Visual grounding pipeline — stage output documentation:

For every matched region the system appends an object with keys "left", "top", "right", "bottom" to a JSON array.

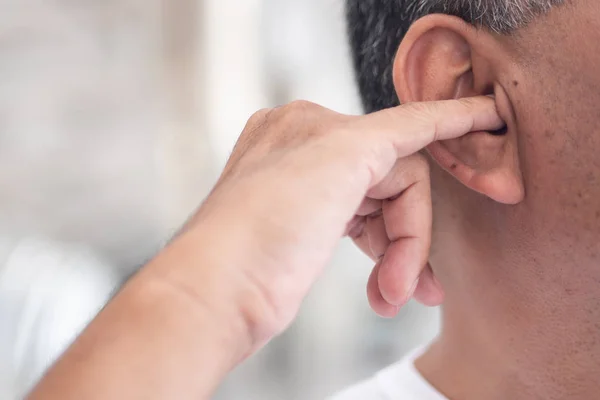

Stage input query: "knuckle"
[
  {"left": 279, "top": 100, "right": 324, "bottom": 121},
  {"left": 270, "top": 101, "right": 313, "bottom": 129},
  {"left": 401, "top": 101, "right": 433, "bottom": 117},
  {"left": 247, "top": 108, "right": 273, "bottom": 128},
  {"left": 401, "top": 101, "right": 441, "bottom": 141},
  {"left": 456, "top": 96, "right": 477, "bottom": 109},
  {"left": 287, "top": 99, "right": 319, "bottom": 112},
  {"left": 275, "top": 100, "right": 335, "bottom": 138}
]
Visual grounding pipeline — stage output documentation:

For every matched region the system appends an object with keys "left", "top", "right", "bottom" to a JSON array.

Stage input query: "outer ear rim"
[{"left": 392, "top": 14, "right": 476, "bottom": 104}]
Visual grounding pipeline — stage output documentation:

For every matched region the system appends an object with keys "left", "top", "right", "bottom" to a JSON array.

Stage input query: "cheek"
[
  {"left": 504, "top": 4, "right": 600, "bottom": 265},
  {"left": 509, "top": 91, "right": 600, "bottom": 262}
]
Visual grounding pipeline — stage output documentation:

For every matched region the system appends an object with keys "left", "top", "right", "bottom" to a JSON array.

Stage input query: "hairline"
[{"left": 346, "top": 0, "right": 566, "bottom": 113}]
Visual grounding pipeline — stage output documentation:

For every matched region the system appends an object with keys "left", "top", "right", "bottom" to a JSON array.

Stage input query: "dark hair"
[{"left": 346, "top": 0, "right": 565, "bottom": 113}]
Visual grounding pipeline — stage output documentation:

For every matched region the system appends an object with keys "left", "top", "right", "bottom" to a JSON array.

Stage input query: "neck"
[{"left": 416, "top": 283, "right": 600, "bottom": 400}]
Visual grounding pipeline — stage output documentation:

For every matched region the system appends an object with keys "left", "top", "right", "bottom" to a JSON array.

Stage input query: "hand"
[
  {"left": 182, "top": 98, "right": 501, "bottom": 350},
  {"left": 27, "top": 98, "right": 501, "bottom": 400}
]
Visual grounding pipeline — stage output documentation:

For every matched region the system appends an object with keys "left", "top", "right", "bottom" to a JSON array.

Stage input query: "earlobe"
[
  {"left": 427, "top": 133, "right": 525, "bottom": 205},
  {"left": 392, "top": 14, "right": 525, "bottom": 205}
]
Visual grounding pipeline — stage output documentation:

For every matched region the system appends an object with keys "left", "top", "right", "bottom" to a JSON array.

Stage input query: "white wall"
[{"left": 0, "top": 1, "right": 440, "bottom": 398}]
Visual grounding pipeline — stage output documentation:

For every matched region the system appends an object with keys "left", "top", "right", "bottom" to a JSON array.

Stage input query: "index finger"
[
  {"left": 360, "top": 96, "right": 502, "bottom": 154},
  {"left": 345, "top": 96, "right": 503, "bottom": 187}
]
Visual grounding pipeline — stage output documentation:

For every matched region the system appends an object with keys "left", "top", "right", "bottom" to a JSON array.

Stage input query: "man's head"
[
  {"left": 347, "top": 0, "right": 565, "bottom": 114},
  {"left": 347, "top": 0, "right": 600, "bottom": 384}
]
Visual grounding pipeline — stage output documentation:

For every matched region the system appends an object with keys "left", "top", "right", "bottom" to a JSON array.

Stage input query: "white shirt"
[{"left": 328, "top": 348, "right": 447, "bottom": 400}]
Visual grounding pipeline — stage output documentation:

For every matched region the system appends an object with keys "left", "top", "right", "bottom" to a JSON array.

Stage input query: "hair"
[{"left": 346, "top": 0, "right": 566, "bottom": 113}]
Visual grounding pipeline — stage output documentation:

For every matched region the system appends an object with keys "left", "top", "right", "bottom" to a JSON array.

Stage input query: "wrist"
[{"left": 141, "top": 224, "right": 277, "bottom": 363}]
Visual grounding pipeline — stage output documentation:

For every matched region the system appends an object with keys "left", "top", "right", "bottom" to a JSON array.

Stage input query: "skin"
[
  {"left": 374, "top": 1, "right": 600, "bottom": 399},
  {"left": 27, "top": 97, "right": 501, "bottom": 399},
  {"left": 25, "top": 2, "right": 600, "bottom": 397}
]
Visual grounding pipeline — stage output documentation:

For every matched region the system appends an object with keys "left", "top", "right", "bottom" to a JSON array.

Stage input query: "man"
[
  {"left": 332, "top": 0, "right": 600, "bottom": 399},
  {"left": 25, "top": 2, "right": 600, "bottom": 400}
]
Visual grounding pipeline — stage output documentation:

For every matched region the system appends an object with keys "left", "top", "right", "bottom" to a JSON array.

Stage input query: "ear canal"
[{"left": 490, "top": 125, "right": 508, "bottom": 136}]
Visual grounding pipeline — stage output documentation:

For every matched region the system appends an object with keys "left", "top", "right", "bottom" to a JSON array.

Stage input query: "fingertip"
[
  {"left": 367, "top": 262, "right": 401, "bottom": 318},
  {"left": 461, "top": 96, "right": 504, "bottom": 133},
  {"left": 377, "top": 239, "right": 424, "bottom": 306}
]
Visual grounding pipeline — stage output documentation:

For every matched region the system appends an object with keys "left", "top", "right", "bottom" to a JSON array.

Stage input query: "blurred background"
[{"left": 0, "top": 0, "right": 440, "bottom": 398}]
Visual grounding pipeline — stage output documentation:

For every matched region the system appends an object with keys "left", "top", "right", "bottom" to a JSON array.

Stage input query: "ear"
[{"left": 393, "top": 14, "right": 525, "bottom": 205}]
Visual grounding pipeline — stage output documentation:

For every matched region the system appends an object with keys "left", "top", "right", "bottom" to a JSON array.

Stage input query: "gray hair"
[
  {"left": 346, "top": 0, "right": 566, "bottom": 113},
  {"left": 416, "top": 0, "right": 565, "bottom": 33}
]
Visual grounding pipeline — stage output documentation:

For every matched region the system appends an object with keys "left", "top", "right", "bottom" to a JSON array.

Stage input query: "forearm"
[
  {"left": 28, "top": 228, "right": 255, "bottom": 400},
  {"left": 26, "top": 96, "right": 498, "bottom": 399}
]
